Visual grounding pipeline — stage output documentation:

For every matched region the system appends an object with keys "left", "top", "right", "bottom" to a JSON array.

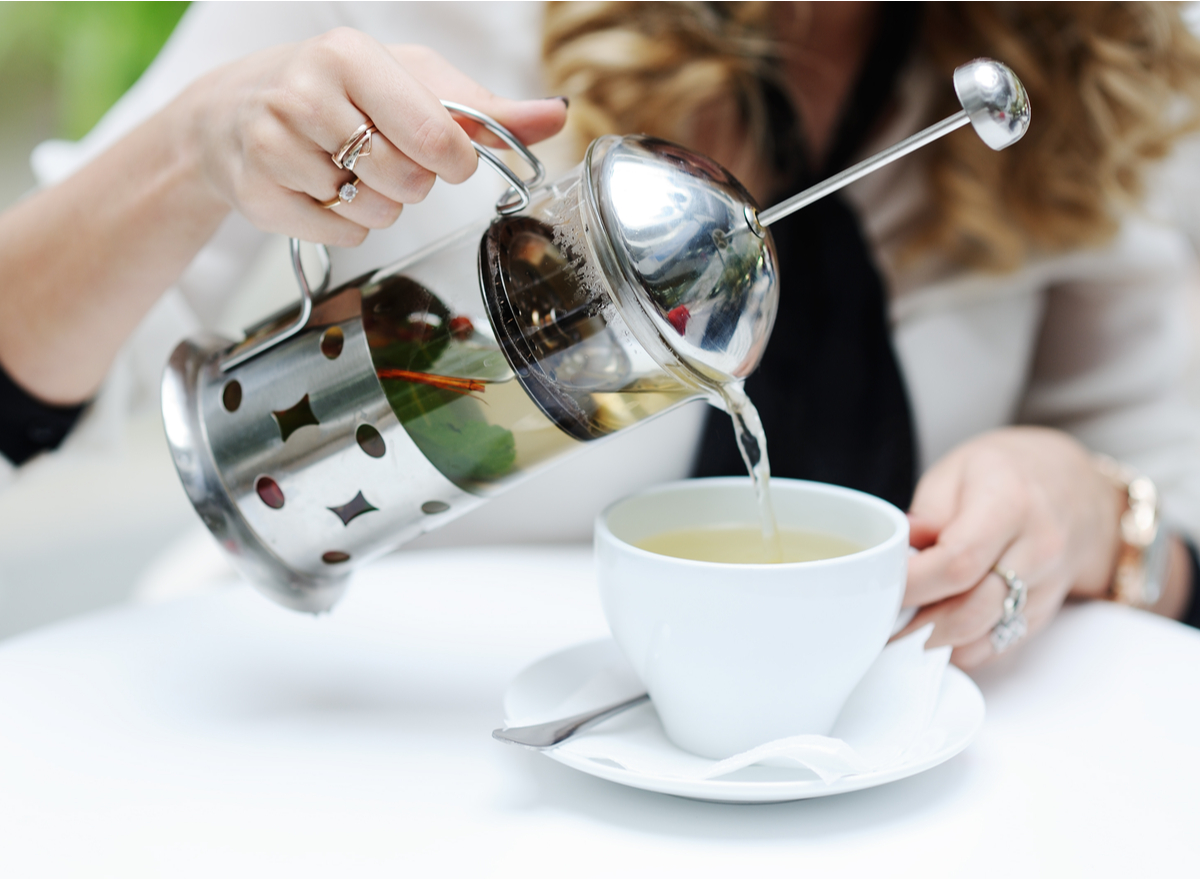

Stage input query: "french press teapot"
[{"left": 162, "top": 59, "right": 1029, "bottom": 613}]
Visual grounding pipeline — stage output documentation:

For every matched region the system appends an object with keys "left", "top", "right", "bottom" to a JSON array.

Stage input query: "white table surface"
[{"left": 0, "top": 546, "right": 1198, "bottom": 877}]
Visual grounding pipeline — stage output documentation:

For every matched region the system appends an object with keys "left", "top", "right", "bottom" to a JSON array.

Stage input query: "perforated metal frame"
[{"left": 161, "top": 294, "right": 481, "bottom": 613}]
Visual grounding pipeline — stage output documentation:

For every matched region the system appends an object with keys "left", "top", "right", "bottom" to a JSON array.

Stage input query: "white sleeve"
[{"left": 1017, "top": 218, "right": 1200, "bottom": 541}]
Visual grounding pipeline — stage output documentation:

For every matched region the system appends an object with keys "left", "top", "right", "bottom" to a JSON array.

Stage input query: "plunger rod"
[{"left": 756, "top": 110, "right": 970, "bottom": 228}]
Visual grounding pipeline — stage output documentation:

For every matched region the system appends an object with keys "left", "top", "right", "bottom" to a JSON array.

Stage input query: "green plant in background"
[{"left": 0, "top": 2, "right": 189, "bottom": 140}]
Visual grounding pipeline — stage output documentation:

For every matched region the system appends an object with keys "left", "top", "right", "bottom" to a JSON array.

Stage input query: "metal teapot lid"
[
  {"left": 582, "top": 135, "right": 776, "bottom": 387},
  {"left": 577, "top": 58, "right": 1030, "bottom": 389}
]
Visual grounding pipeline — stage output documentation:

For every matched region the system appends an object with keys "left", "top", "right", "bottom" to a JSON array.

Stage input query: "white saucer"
[{"left": 503, "top": 639, "right": 985, "bottom": 804}]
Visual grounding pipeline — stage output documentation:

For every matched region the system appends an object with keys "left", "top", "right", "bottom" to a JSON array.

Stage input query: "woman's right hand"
[
  {"left": 0, "top": 27, "right": 567, "bottom": 406},
  {"left": 178, "top": 27, "right": 568, "bottom": 246}
]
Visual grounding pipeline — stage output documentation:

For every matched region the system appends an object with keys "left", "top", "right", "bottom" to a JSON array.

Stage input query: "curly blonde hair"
[{"left": 543, "top": 2, "right": 1200, "bottom": 272}]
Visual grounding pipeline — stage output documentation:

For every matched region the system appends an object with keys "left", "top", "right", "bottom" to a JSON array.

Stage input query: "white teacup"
[{"left": 595, "top": 477, "right": 908, "bottom": 759}]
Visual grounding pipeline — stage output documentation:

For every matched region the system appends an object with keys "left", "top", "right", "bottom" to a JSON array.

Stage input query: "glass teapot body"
[{"left": 162, "top": 134, "right": 777, "bottom": 612}]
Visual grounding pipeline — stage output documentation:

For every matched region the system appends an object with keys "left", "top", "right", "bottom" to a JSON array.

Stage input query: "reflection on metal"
[
  {"left": 585, "top": 135, "right": 778, "bottom": 383},
  {"left": 954, "top": 58, "right": 1031, "bottom": 151}
]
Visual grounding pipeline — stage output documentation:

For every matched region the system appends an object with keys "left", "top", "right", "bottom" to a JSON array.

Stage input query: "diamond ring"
[
  {"left": 318, "top": 177, "right": 361, "bottom": 210},
  {"left": 990, "top": 566, "right": 1028, "bottom": 654}
]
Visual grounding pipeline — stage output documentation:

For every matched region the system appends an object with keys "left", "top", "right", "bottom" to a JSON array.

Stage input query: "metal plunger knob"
[{"left": 753, "top": 58, "right": 1030, "bottom": 230}]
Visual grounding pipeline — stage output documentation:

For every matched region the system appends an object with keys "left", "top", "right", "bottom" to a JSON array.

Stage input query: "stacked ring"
[
  {"left": 318, "top": 177, "right": 361, "bottom": 210},
  {"left": 332, "top": 123, "right": 376, "bottom": 171},
  {"left": 990, "top": 566, "right": 1028, "bottom": 654}
]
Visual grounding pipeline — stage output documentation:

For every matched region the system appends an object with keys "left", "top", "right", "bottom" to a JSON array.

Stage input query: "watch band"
[{"left": 1095, "top": 454, "right": 1166, "bottom": 608}]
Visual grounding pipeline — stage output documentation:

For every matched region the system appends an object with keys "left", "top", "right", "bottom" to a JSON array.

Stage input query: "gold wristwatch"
[{"left": 1095, "top": 455, "right": 1168, "bottom": 608}]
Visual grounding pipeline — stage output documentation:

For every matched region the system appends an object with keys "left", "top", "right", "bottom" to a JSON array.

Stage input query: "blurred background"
[{"left": 0, "top": 2, "right": 189, "bottom": 205}]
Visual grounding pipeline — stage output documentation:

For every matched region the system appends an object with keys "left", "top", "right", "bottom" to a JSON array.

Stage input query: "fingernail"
[{"left": 547, "top": 95, "right": 569, "bottom": 109}]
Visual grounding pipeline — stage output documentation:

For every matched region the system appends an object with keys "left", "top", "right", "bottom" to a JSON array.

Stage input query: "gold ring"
[
  {"left": 332, "top": 123, "right": 376, "bottom": 171},
  {"left": 318, "top": 176, "right": 361, "bottom": 210}
]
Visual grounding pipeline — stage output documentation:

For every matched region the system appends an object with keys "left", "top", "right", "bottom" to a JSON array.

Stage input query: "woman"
[
  {"left": 542, "top": 2, "right": 1200, "bottom": 662},
  {"left": 1, "top": 1, "right": 1197, "bottom": 664}
]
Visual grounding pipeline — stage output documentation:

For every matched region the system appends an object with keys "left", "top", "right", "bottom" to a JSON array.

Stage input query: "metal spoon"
[
  {"left": 492, "top": 693, "right": 650, "bottom": 750},
  {"left": 753, "top": 58, "right": 1031, "bottom": 230}
]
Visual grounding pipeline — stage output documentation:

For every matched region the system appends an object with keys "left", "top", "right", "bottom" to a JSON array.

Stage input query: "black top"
[
  {"left": 692, "top": 2, "right": 921, "bottom": 511},
  {"left": 0, "top": 362, "right": 86, "bottom": 466}
]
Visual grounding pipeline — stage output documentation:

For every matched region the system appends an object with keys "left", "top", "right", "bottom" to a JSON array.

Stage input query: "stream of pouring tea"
[
  {"left": 545, "top": 193, "right": 782, "bottom": 560},
  {"left": 717, "top": 382, "right": 783, "bottom": 563}
]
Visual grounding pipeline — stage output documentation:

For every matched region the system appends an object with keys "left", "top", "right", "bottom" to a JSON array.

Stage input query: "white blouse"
[{"left": 11, "top": 0, "right": 1200, "bottom": 548}]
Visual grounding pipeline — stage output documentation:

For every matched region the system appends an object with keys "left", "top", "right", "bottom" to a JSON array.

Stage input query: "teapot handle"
[
  {"left": 220, "top": 237, "right": 329, "bottom": 372},
  {"left": 441, "top": 100, "right": 546, "bottom": 215},
  {"left": 220, "top": 101, "right": 545, "bottom": 372}
]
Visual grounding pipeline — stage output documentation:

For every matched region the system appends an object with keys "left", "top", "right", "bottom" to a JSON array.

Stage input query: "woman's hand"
[
  {"left": 0, "top": 28, "right": 566, "bottom": 404},
  {"left": 180, "top": 28, "right": 567, "bottom": 246},
  {"left": 898, "top": 427, "right": 1123, "bottom": 668}
]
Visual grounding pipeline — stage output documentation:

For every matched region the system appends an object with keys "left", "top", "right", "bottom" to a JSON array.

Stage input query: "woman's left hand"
[{"left": 898, "top": 426, "right": 1122, "bottom": 668}]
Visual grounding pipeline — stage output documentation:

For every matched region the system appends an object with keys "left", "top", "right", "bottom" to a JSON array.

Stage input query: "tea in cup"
[{"left": 595, "top": 477, "right": 908, "bottom": 759}]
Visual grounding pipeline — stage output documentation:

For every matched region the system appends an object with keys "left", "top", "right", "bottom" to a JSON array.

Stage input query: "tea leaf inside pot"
[
  {"left": 381, "top": 379, "right": 515, "bottom": 484},
  {"left": 366, "top": 274, "right": 516, "bottom": 486}
]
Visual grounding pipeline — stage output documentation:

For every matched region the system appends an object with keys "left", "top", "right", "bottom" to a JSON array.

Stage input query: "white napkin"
[{"left": 553, "top": 625, "right": 950, "bottom": 784}]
